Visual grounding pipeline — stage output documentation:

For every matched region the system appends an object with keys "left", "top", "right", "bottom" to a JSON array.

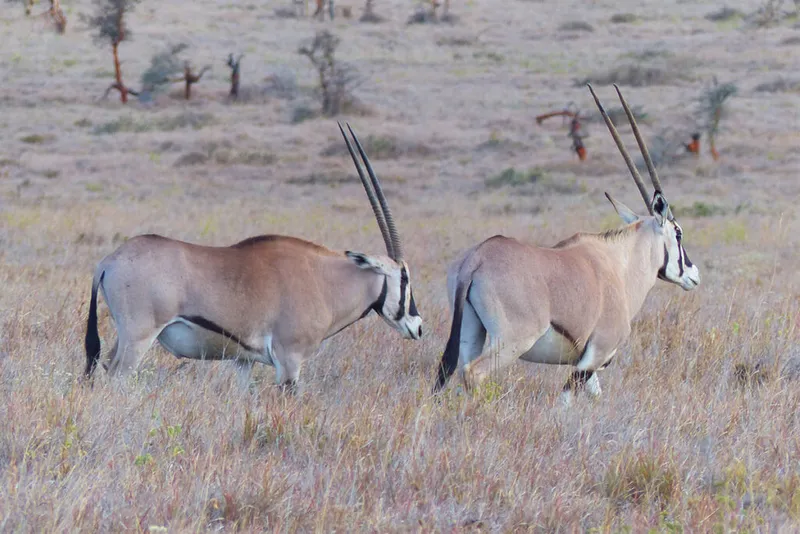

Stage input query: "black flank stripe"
[
  {"left": 550, "top": 321, "right": 577, "bottom": 347},
  {"left": 179, "top": 315, "right": 260, "bottom": 354},
  {"left": 395, "top": 267, "right": 408, "bottom": 321}
]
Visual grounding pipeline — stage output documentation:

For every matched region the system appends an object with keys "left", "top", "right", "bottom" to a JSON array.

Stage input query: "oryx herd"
[{"left": 84, "top": 84, "right": 700, "bottom": 402}]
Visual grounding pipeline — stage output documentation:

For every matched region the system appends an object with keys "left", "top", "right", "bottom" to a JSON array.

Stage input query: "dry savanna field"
[{"left": 2, "top": 0, "right": 800, "bottom": 531}]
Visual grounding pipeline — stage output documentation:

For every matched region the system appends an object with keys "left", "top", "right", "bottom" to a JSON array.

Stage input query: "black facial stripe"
[
  {"left": 395, "top": 267, "right": 408, "bottom": 321},
  {"left": 371, "top": 277, "right": 388, "bottom": 318},
  {"left": 683, "top": 248, "right": 693, "bottom": 268},
  {"left": 657, "top": 244, "right": 669, "bottom": 280},
  {"left": 677, "top": 240, "right": 684, "bottom": 277},
  {"left": 408, "top": 290, "right": 419, "bottom": 317},
  {"left": 179, "top": 315, "right": 260, "bottom": 354}
]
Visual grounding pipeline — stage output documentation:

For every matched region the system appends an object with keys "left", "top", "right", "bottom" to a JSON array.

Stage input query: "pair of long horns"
[
  {"left": 338, "top": 122, "right": 404, "bottom": 261},
  {"left": 588, "top": 83, "right": 665, "bottom": 216}
]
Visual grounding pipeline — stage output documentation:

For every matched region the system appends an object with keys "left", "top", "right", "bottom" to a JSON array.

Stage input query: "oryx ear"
[
  {"left": 651, "top": 191, "right": 670, "bottom": 226},
  {"left": 345, "top": 251, "right": 389, "bottom": 273},
  {"left": 605, "top": 192, "right": 640, "bottom": 224}
]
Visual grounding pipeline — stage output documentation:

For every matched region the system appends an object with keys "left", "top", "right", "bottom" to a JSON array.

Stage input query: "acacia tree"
[
  {"left": 299, "top": 31, "right": 360, "bottom": 116},
  {"left": 699, "top": 78, "right": 737, "bottom": 161},
  {"left": 85, "top": 0, "right": 142, "bottom": 104}
]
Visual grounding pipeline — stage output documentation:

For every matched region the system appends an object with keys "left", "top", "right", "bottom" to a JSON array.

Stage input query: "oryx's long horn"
[
  {"left": 347, "top": 123, "right": 404, "bottom": 261},
  {"left": 338, "top": 122, "right": 395, "bottom": 259},
  {"left": 613, "top": 84, "right": 664, "bottom": 195},
  {"left": 587, "top": 83, "right": 653, "bottom": 215}
]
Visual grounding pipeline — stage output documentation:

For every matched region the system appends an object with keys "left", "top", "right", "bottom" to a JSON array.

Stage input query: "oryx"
[
  {"left": 84, "top": 123, "right": 423, "bottom": 389},
  {"left": 433, "top": 84, "right": 700, "bottom": 402}
]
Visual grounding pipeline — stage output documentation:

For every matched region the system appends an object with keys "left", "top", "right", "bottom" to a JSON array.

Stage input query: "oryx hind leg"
[
  {"left": 107, "top": 331, "right": 159, "bottom": 377},
  {"left": 459, "top": 300, "right": 487, "bottom": 366},
  {"left": 463, "top": 336, "right": 542, "bottom": 392}
]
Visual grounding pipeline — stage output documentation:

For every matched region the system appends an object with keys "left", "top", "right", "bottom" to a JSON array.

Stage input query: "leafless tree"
[
  {"left": 7, "top": 0, "right": 66, "bottom": 32},
  {"left": 226, "top": 53, "right": 243, "bottom": 99}
]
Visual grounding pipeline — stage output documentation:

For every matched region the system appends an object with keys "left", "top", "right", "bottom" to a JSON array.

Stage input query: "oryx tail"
[
  {"left": 436, "top": 279, "right": 472, "bottom": 390},
  {"left": 84, "top": 269, "right": 105, "bottom": 378},
  {"left": 434, "top": 253, "right": 482, "bottom": 391}
]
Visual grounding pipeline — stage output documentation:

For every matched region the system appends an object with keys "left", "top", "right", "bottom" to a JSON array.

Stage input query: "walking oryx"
[
  {"left": 84, "top": 123, "right": 423, "bottom": 390},
  {"left": 433, "top": 84, "right": 700, "bottom": 402}
]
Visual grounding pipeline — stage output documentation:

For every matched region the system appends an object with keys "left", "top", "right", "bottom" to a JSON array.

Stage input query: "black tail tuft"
[
  {"left": 433, "top": 280, "right": 472, "bottom": 393},
  {"left": 84, "top": 271, "right": 104, "bottom": 380}
]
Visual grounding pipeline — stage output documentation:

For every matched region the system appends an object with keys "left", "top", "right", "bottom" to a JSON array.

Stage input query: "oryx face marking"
[
  {"left": 345, "top": 252, "right": 423, "bottom": 340},
  {"left": 649, "top": 193, "right": 700, "bottom": 291}
]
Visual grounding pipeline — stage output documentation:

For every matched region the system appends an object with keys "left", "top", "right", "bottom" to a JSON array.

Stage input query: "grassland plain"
[{"left": 1, "top": 0, "right": 800, "bottom": 531}]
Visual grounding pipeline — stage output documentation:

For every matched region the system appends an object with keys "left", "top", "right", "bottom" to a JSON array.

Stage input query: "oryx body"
[
  {"left": 84, "top": 124, "right": 422, "bottom": 388},
  {"left": 433, "top": 85, "right": 700, "bottom": 401}
]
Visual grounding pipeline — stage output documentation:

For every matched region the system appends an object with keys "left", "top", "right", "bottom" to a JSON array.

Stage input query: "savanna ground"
[{"left": 1, "top": 0, "right": 800, "bottom": 531}]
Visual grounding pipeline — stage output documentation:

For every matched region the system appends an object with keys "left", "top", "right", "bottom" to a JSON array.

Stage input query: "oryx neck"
[
  {"left": 323, "top": 260, "right": 386, "bottom": 340},
  {"left": 604, "top": 220, "right": 662, "bottom": 320}
]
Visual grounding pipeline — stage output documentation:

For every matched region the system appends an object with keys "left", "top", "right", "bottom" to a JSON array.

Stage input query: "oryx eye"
[{"left": 675, "top": 227, "right": 682, "bottom": 241}]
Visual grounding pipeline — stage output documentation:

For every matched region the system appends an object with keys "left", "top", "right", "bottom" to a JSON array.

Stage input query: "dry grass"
[{"left": 2, "top": 0, "right": 800, "bottom": 531}]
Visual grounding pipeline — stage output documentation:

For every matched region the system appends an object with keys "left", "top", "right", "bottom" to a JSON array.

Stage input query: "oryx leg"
[
  {"left": 101, "top": 338, "right": 119, "bottom": 371},
  {"left": 459, "top": 301, "right": 487, "bottom": 367},
  {"left": 107, "top": 331, "right": 159, "bottom": 377},
  {"left": 463, "top": 336, "right": 542, "bottom": 392},
  {"left": 560, "top": 343, "right": 618, "bottom": 405},
  {"left": 270, "top": 338, "right": 306, "bottom": 395}
]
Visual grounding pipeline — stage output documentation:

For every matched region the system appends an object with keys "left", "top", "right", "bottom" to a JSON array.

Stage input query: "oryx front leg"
[
  {"left": 270, "top": 339, "right": 306, "bottom": 395},
  {"left": 233, "top": 359, "right": 255, "bottom": 390},
  {"left": 560, "top": 344, "right": 616, "bottom": 405}
]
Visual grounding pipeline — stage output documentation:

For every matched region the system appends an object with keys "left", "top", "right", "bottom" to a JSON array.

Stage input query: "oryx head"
[
  {"left": 339, "top": 123, "right": 424, "bottom": 340},
  {"left": 589, "top": 83, "right": 700, "bottom": 292}
]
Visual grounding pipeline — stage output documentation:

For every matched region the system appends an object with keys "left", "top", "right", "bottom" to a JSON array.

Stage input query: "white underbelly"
[
  {"left": 157, "top": 319, "right": 271, "bottom": 365},
  {"left": 519, "top": 326, "right": 581, "bottom": 365}
]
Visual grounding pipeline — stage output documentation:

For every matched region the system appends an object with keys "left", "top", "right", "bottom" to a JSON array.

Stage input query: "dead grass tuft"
[
  {"left": 558, "top": 20, "right": 594, "bottom": 32},
  {"left": 610, "top": 13, "right": 639, "bottom": 23},
  {"left": 93, "top": 112, "right": 216, "bottom": 135},
  {"left": 321, "top": 134, "right": 433, "bottom": 160},
  {"left": 604, "top": 448, "right": 681, "bottom": 509},
  {"left": 754, "top": 77, "right": 800, "bottom": 92},
  {"left": 705, "top": 7, "right": 745, "bottom": 22}
]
